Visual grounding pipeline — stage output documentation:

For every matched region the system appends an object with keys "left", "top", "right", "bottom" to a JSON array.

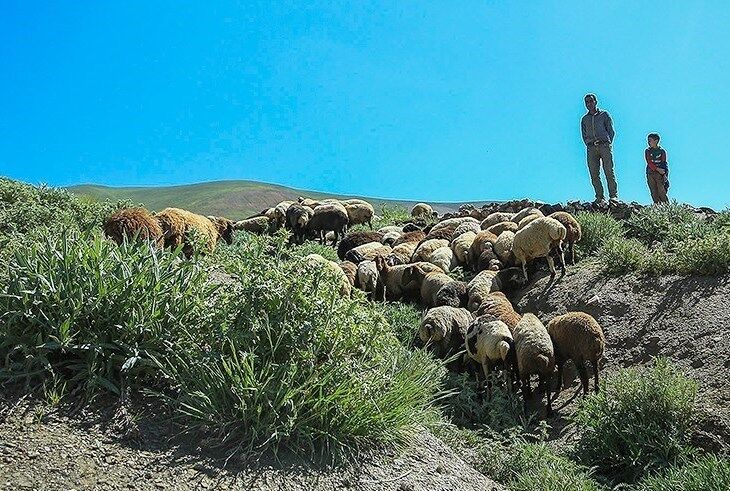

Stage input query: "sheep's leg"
[
  {"left": 521, "top": 261, "right": 529, "bottom": 282},
  {"left": 546, "top": 255, "right": 556, "bottom": 278},
  {"left": 557, "top": 243, "right": 566, "bottom": 273},
  {"left": 542, "top": 373, "right": 553, "bottom": 415},
  {"left": 576, "top": 359, "right": 590, "bottom": 396},
  {"left": 521, "top": 375, "right": 531, "bottom": 413},
  {"left": 591, "top": 359, "right": 600, "bottom": 393},
  {"left": 482, "top": 362, "right": 492, "bottom": 401},
  {"left": 368, "top": 219, "right": 373, "bottom": 230},
  {"left": 569, "top": 240, "right": 576, "bottom": 266},
  {"left": 554, "top": 361, "right": 564, "bottom": 400}
]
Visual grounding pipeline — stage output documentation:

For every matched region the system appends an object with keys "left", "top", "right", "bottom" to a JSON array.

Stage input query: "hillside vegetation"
[
  {"left": 1, "top": 177, "right": 728, "bottom": 490},
  {"left": 68, "top": 180, "right": 486, "bottom": 220}
]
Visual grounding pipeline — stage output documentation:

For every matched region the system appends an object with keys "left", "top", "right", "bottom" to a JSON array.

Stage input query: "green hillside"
[{"left": 68, "top": 180, "right": 490, "bottom": 220}]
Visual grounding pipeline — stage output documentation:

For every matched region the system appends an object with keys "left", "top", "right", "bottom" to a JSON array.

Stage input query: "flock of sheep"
[{"left": 102, "top": 197, "right": 605, "bottom": 416}]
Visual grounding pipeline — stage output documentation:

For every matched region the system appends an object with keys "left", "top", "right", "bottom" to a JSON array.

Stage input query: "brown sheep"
[
  {"left": 549, "top": 211, "right": 582, "bottom": 266},
  {"left": 157, "top": 207, "right": 231, "bottom": 258},
  {"left": 547, "top": 311, "right": 605, "bottom": 398},
  {"left": 337, "top": 231, "right": 384, "bottom": 259},
  {"left": 468, "top": 230, "right": 499, "bottom": 271},
  {"left": 474, "top": 292, "right": 521, "bottom": 332},
  {"left": 339, "top": 260, "right": 358, "bottom": 287},
  {"left": 103, "top": 207, "right": 164, "bottom": 247},
  {"left": 393, "top": 230, "right": 425, "bottom": 246}
]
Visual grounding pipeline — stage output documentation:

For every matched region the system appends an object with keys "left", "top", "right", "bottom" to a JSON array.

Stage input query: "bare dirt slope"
[
  {"left": 513, "top": 262, "right": 730, "bottom": 451},
  {"left": 0, "top": 401, "right": 503, "bottom": 491}
]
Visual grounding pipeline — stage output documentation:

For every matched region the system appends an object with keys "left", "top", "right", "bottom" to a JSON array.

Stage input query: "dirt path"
[
  {"left": 513, "top": 262, "right": 730, "bottom": 452},
  {"left": 0, "top": 400, "right": 503, "bottom": 491}
]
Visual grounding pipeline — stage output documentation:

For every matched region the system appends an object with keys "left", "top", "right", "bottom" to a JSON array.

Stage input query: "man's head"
[
  {"left": 648, "top": 133, "right": 660, "bottom": 148},
  {"left": 584, "top": 93, "right": 597, "bottom": 112}
]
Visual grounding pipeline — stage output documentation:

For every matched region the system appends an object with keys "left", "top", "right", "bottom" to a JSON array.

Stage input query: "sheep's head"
[{"left": 211, "top": 217, "right": 235, "bottom": 245}]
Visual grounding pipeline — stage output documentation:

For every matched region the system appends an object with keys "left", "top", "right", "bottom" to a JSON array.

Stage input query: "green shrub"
[
  {"left": 507, "top": 442, "right": 603, "bottom": 491},
  {"left": 0, "top": 231, "right": 213, "bottom": 398},
  {"left": 379, "top": 302, "right": 421, "bottom": 346},
  {"left": 573, "top": 358, "right": 698, "bottom": 483},
  {"left": 674, "top": 232, "right": 730, "bottom": 275},
  {"left": 575, "top": 212, "right": 624, "bottom": 258},
  {"left": 625, "top": 202, "right": 698, "bottom": 246},
  {"left": 636, "top": 455, "right": 730, "bottom": 491},
  {"left": 597, "top": 237, "right": 648, "bottom": 274}
]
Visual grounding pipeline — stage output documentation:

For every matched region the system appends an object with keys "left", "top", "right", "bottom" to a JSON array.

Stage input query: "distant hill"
[{"left": 68, "top": 180, "right": 495, "bottom": 221}]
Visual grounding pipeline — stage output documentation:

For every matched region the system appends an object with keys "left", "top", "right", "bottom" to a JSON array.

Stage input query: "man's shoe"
[
  {"left": 608, "top": 198, "right": 620, "bottom": 206},
  {"left": 593, "top": 198, "right": 607, "bottom": 206}
]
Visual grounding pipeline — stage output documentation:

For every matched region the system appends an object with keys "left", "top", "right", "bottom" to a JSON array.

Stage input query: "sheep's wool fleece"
[
  {"left": 514, "top": 313, "right": 555, "bottom": 375},
  {"left": 466, "top": 316, "right": 513, "bottom": 364},
  {"left": 512, "top": 217, "right": 566, "bottom": 263},
  {"left": 420, "top": 306, "right": 472, "bottom": 344}
]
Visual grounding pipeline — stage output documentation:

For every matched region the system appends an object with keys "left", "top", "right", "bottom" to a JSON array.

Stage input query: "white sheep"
[
  {"left": 451, "top": 231, "right": 477, "bottom": 266},
  {"left": 465, "top": 315, "right": 518, "bottom": 399},
  {"left": 345, "top": 202, "right": 375, "bottom": 229},
  {"left": 411, "top": 202, "right": 435, "bottom": 218},
  {"left": 412, "top": 238, "right": 450, "bottom": 262},
  {"left": 512, "top": 207, "right": 544, "bottom": 224},
  {"left": 493, "top": 230, "right": 515, "bottom": 265},
  {"left": 481, "top": 212, "right": 515, "bottom": 229},
  {"left": 427, "top": 246, "right": 458, "bottom": 273},
  {"left": 419, "top": 306, "right": 473, "bottom": 371},
  {"left": 512, "top": 216, "right": 567, "bottom": 281},
  {"left": 466, "top": 270, "right": 502, "bottom": 312},
  {"left": 355, "top": 259, "right": 379, "bottom": 296},
  {"left": 344, "top": 241, "right": 392, "bottom": 264}
]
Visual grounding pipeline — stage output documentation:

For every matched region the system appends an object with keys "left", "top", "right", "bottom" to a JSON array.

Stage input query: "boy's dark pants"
[
  {"left": 647, "top": 170, "right": 668, "bottom": 204},
  {"left": 587, "top": 143, "right": 618, "bottom": 200}
]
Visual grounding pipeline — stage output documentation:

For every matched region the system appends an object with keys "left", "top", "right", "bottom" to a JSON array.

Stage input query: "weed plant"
[
  {"left": 573, "top": 358, "right": 698, "bottom": 483},
  {"left": 635, "top": 454, "right": 730, "bottom": 491}
]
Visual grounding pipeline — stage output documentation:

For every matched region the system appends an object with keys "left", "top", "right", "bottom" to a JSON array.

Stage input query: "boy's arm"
[
  {"left": 645, "top": 149, "right": 658, "bottom": 172},
  {"left": 580, "top": 116, "right": 591, "bottom": 145}
]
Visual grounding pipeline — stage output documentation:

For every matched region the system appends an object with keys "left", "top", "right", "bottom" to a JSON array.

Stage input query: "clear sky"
[{"left": 2, "top": 2, "right": 729, "bottom": 208}]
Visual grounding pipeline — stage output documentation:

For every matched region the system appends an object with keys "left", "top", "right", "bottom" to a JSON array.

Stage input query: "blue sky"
[{"left": 2, "top": 1, "right": 729, "bottom": 208}]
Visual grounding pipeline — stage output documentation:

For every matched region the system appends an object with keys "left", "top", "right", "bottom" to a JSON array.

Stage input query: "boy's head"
[
  {"left": 584, "top": 93, "right": 597, "bottom": 111},
  {"left": 648, "top": 133, "right": 660, "bottom": 148}
]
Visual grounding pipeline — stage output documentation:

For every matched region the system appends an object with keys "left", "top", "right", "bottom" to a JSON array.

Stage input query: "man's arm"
[
  {"left": 580, "top": 116, "right": 591, "bottom": 145},
  {"left": 604, "top": 112, "right": 615, "bottom": 143}
]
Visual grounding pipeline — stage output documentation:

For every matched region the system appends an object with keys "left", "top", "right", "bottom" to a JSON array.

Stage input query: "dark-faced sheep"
[
  {"left": 434, "top": 281, "right": 469, "bottom": 308},
  {"left": 306, "top": 203, "right": 349, "bottom": 246},
  {"left": 549, "top": 211, "right": 582, "bottom": 266},
  {"left": 547, "top": 311, "right": 605, "bottom": 398},
  {"left": 103, "top": 207, "right": 164, "bottom": 247},
  {"left": 285, "top": 204, "right": 314, "bottom": 245},
  {"left": 514, "top": 313, "right": 555, "bottom": 415}
]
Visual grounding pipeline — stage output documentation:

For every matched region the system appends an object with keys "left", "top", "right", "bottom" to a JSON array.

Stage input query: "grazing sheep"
[
  {"left": 381, "top": 230, "right": 402, "bottom": 246},
  {"left": 339, "top": 260, "right": 357, "bottom": 287},
  {"left": 430, "top": 217, "right": 479, "bottom": 236},
  {"left": 344, "top": 241, "right": 392, "bottom": 264},
  {"left": 285, "top": 204, "right": 314, "bottom": 245},
  {"left": 465, "top": 315, "right": 518, "bottom": 399},
  {"left": 298, "top": 197, "right": 320, "bottom": 208},
  {"left": 466, "top": 270, "right": 502, "bottom": 312},
  {"left": 234, "top": 215, "right": 276, "bottom": 235},
  {"left": 468, "top": 230, "right": 499, "bottom": 270},
  {"left": 512, "top": 207, "right": 544, "bottom": 224},
  {"left": 517, "top": 213, "right": 542, "bottom": 230},
  {"left": 451, "top": 220, "right": 481, "bottom": 240},
  {"left": 474, "top": 292, "right": 521, "bottom": 332},
  {"left": 388, "top": 242, "right": 418, "bottom": 265},
  {"left": 341, "top": 198, "right": 370, "bottom": 207},
  {"left": 403, "top": 267, "right": 454, "bottom": 307},
  {"left": 303, "top": 253, "right": 351, "bottom": 297},
  {"left": 393, "top": 230, "right": 425, "bottom": 246},
  {"left": 487, "top": 221, "right": 519, "bottom": 236},
  {"left": 103, "top": 207, "right": 164, "bottom": 247},
  {"left": 337, "top": 231, "right": 384, "bottom": 260},
  {"left": 512, "top": 217, "right": 567, "bottom": 281},
  {"left": 478, "top": 250, "right": 502, "bottom": 272},
  {"left": 423, "top": 224, "right": 459, "bottom": 242},
  {"left": 481, "top": 212, "right": 515, "bottom": 229},
  {"left": 549, "top": 211, "right": 582, "bottom": 266},
  {"left": 514, "top": 313, "right": 555, "bottom": 415},
  {"left": 434, "top": 281, "right": 469, "bottom": 308},
  {"left": 157, "top": 207, "right": 232, "bottom": 258},
  {"left": 451, "top": 231, "right": 477, "bottom": 266},
  {"left": 273, "top": 201, "right": 294, "bottom": 227},
  {"left": 419, "top": 306, "right": 473, "bottom": 371},
  {"left": 378, "top": 225, "right": 403, "bottom": 235},
  {"left": 356, "top": 259, "right": 379, "bottom": 295},
  {"left": 493, "top": 230, "right": 516, "bottom": 265},
  {"left": 411, "top": 202, "right": 434, "bottom": 218},
  {"left": 547, "top": 312, "right": 605, "bottom": 397},
  {"left": 402, "top": 222, "right": 423, "bottom": 233},
  {"left": 209, "top": 216, "right": 235, "bottom": 246},
  {"left": 374, "top": 256, "right": 442, "bottom": 301},
  {"left": 306, "top": 203, "right": 349, "bottom": 246},
  {"left": 427, "top": 246, "right": 458, "bottom": 273},
  {"left": 345, "top": 202, "right": 375, "bottom": 229},
  {"left": 412, "top": 238, "right": 450, "bottom": 262}
]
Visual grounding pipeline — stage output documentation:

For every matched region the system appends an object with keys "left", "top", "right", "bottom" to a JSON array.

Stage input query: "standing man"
[{"left": 581, "top": 93, "right": 618, "bottom": 204}]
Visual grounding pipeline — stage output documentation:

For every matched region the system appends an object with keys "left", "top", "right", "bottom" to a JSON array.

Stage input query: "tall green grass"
[{"left": 636, "top": 455, "right": 730, "bottom": 491}]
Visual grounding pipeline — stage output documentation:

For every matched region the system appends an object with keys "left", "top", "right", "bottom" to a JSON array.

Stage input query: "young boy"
[{"left": 645, "top": 133, "right": 669, "bottom": 204}]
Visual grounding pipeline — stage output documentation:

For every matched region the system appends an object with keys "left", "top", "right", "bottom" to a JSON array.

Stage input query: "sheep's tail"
[{"left": 549, "top": 223, "right": 567, "bottom": 241}]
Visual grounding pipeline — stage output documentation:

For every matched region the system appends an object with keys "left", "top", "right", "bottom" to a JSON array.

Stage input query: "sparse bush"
[
  {"left": 506, "top": 442, "right": 603, "bottom": 491},
  {"left": 597, "top": 236, "right": 648, "bottom": 274},
  {"left": 380, "top": 302, "right": 421, "bottom": 346},
  {"left": 674, "top": 232, "right": 730, "bottom": 275},
  {"left": 573, "top": 358, "right": 698, "bottom": 483},
  {"left": 575, "top": 212, "right": 624, "bottom": 258},
  {"left": 625, "top": 202, "right": 697, "bottom": 246},
  {"left": 636, "top": 454, "right": 730, "bottom": 491}
]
